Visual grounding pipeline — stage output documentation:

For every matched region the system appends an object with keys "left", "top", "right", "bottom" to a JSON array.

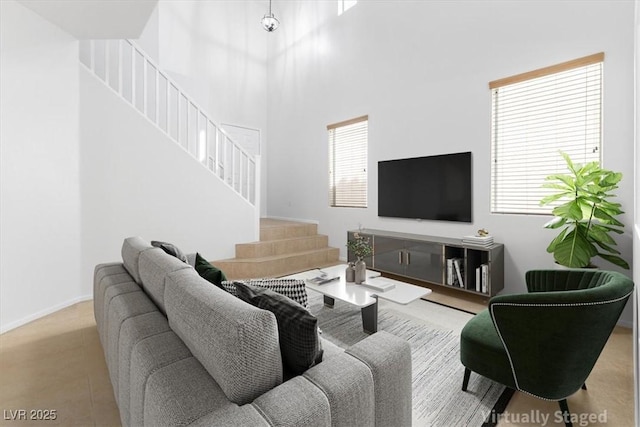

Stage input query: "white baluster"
[{"left": 118, "top": 40, "right": 123, "bottom": 95}]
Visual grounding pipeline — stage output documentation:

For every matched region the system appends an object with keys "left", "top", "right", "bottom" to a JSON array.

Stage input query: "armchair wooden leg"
[
  {"left": 462, "top": 368, "right": 471, "bottom": 391},
  {"left": 558, "top": 399, "right": 573, "bottom": 427},
  {"left": 581, "top": 383, "right": 587, "bottom": 390}
]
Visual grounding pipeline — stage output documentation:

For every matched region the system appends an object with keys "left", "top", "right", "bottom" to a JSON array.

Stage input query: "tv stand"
[{"left": 347, "top": 229, "right": 504, "bottom": 297}]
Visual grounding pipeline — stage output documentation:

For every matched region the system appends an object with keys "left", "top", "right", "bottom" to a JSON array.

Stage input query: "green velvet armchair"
[{"left": 460, "top": 269, "right": 634, "bottom": 427}]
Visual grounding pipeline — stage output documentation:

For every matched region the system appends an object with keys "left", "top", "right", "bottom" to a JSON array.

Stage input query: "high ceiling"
[{"left": 18, "top": 0, "right": 158, "bottom": 39}]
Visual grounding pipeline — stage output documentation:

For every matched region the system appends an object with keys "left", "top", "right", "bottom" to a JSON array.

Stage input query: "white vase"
[
  {"left": 345, "top": 262, "right": 356, "bottom": 282},
  {"left": 355, "top": 259, "right": 366, "bottom": 284}
]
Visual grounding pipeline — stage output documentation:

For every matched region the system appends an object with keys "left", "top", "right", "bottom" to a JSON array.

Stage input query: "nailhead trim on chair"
[{"left": 490, "top": 290, "right": 633, "bottom": 401}]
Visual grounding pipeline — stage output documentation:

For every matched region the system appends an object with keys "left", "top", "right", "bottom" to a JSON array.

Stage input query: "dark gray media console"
[{"left": 347, "top": 229, "right": 504, "bottom": 296}]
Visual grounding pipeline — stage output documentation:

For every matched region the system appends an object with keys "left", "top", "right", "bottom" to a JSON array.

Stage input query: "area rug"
[{"left": 308, "top": 291, "right": 511, "bottom": 427}]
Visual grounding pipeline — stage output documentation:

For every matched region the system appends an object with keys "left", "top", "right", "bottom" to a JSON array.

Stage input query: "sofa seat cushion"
[
  {"left": 164, "top": 268, "right": 283, "bottom": 405},
  {"left": 93, "top": 263, "right": 136, "bottom": 345},
  {"left": 251, "top": 376, "right": 331, "bottom": 427},
  {"left": 319, "top": 336, "right": 343, "bottom": 360},
  {"left": 144, "top": 356, "right": 270, "bottom": 427},
  {"left": 138, "top": 247, "right": 191, "bottom": 314},
  {"left": 302, "top": 352, "right": 376, "bottom": 426},
  {"left": 106, "top": 290, "right": 158, "bottom": 397},
  {"left": 129, "top": 330, "right": 193, "bottom": 427},
  {"left": 118, "top": 311, "right": 172, "bottom": 427}
]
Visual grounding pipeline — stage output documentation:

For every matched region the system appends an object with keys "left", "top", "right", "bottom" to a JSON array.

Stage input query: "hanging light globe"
[
  {"left": 261, "top": 0, "right": 279, "bottom": 32},
  {"left": 261, "top": 13, "right": 279, "bottom": 32}
]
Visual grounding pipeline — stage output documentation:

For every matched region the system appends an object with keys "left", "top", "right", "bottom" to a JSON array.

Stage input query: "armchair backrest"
[{"left": 489, "top": 269, "right": 633, "bottom": 400}]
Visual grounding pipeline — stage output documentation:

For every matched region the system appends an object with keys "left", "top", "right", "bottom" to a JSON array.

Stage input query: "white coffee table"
[{"left": 284, "top": 264, "right": 431, "bottom": 333}]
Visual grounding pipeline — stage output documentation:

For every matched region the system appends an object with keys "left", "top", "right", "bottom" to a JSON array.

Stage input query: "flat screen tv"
[{"left": 378, "top": 152, "right": 472, "bottom": 222}]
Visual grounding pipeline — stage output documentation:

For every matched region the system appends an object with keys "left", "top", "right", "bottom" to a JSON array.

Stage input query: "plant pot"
[{"left": 553, "top": 262, "right": 598, "bottom": 270}]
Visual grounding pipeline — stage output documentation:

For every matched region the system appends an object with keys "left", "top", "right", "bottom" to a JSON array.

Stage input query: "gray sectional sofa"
[{"left": 94, "top": 237, "right": 412, "bottom": 426}]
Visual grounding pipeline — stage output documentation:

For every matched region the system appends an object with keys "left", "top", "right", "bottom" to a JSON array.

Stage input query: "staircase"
[
  {"left": 79, "top": 39, "right": 259, "bottom": 208},
  {"left": 213, "top": 219, "right": 341, "bottom": 280}
]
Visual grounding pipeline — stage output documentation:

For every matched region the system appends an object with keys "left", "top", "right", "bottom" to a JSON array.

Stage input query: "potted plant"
[
  {"left": 347, "top": 232, "right": 373, "bottom": 283},
  {"left": 540, "top": 152, "right": 629, "bottom": 269}
]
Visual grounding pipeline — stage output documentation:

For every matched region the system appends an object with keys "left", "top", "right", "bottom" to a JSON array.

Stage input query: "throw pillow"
[
  {"left": 194, "top": 253, "right": 227, "bottom": 289},
  {"left": 151, "top": 240, "right": 188, "bottom": 263},
  {"left": 221, "top": 279, "right": 309, "bottom": 308},
  {"left": 234, "top": 282, "right": 323, "bottom": 375}
]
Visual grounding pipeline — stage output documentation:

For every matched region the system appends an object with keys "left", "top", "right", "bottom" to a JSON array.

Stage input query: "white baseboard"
[
  {"left": 0, "top": 294, "right": 93, "bottom": 334},
  {"left": 617, "top": 319, "right": 633, "bottom": 329},
  {"left": 265, "top": 215, "right": 320, "bottom": 225}
]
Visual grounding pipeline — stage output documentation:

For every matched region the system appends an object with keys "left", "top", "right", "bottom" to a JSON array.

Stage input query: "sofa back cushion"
[
  {"left": 138, "top": 248, "right": 190, "bottom": 314},
  {"left": 121, "top": 237, "right": 154, "bottom": 284},
  {"left": 164, "top": 268, "right": 283, "bottom": 405}
]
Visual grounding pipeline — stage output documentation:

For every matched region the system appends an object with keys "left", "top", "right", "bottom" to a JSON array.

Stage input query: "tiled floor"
[{"left": 0, "top": 298, "right": 634, "bottom": 426}]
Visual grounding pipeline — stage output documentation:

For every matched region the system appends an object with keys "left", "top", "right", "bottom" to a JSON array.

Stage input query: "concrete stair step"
[
  {"left": 213, "top": 247, "right": 340, "bottom": 280},
  {"left": 235, "top": 234, "right": 329, "bottom": 259},
  {"left": 259, "top": 219, "right": 318, "bottom": 241}
]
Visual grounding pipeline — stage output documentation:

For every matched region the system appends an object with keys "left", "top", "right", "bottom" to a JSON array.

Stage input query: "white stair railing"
[{"left": 79, "top": 39, "right": 258, "bottom": 207}]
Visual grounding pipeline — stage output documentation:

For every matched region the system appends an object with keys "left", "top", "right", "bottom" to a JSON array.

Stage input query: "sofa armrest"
[
  {"left": 251, "top": 331, "right": 411, "bottom": 427},
  {"left": 346, "top": 331, "right": 412, "bottom": 427}
]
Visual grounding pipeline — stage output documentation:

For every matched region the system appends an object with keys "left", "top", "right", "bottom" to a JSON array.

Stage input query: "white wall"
[
  {"left": 634, "top": 0, "right": 640, "bottom": 421},
  {"left": 266, "top": 0, "right": 635, "bottom": 324},
  {"left": 0, "top": 0, "right": 262, "bottom": 332},
  {"left": 79, "top": 67, "right": 257, "bottom": 289},
  {"left": 0, "top": 0, "right": 83, "bottom": 332},
  {"left": 136, "top": 0, "right": 270, "bottom": 217}
]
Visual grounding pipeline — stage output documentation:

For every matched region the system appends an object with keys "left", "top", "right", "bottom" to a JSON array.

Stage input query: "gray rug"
[{"left": 308, "top": 291, "right": 507, "bottom": 427}]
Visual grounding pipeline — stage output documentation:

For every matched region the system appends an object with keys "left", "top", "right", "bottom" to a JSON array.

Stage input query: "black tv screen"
[{"left": 378, "top": 152, "right": 472, "bottom": 222}]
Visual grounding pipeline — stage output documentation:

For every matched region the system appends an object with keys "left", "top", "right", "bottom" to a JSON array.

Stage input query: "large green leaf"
[
  {"left": 593, "top": 208, "right": 624, "bottom": 227},
  {"left": 602, "top": 172, "right": 623, "bottom": 186},
  {"left": 552, "top": 201, "right": 583, "bottom": 221},
  {"left": 590, "top": 223, "right": 624, "bottom": 235},
  {"left": 543, "top": 217, "right": 566, "bottom": 229},
  {"left": 592, "top": 240, "right": 620, "bottom": 255},
  {"left": 597, "top": 253, "right": 630, "bottom": 269},
  {"left": 553, "top": 229, "right": 593, "bottom": 268},
  {"left": 545, "top": 173, "right": 575, "bottom": 188},
  {"left": 599, "top": 200, "right": 623, "bottom": 211},
  {"left": 540, "top": 192, "right": 569, "bottom": 206},
  {"left": 560, "top": 151, "right": 577, "bottom": 174},
  {"left": 587, "top": 226, "right": 616, "bottom": 245},
  {"left": 546, "top": 227, "right": 568, "bottom": 253}
]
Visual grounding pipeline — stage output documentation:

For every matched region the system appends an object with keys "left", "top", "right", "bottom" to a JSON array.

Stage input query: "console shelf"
[{"left": 347, "top": 229, "right": 504, "bottom": 297}]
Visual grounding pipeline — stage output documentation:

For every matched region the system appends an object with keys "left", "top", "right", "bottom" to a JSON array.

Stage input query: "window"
[
  {"left": 490, "top": 53, "right": 603, "bottom": 215},
  {"left": 328, "top": 115, "right": 368, "bottom": 208},
  {"left": 338, "top": 0, "right": 357, "bottom": 15}
]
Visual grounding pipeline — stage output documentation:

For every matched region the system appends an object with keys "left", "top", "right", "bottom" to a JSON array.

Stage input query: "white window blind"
[
  {"left": 490, "top": 53, "right": 603, "bottom": 215},
  {"left": 328, "top": 115, "right": 368, "bottom": 208}
]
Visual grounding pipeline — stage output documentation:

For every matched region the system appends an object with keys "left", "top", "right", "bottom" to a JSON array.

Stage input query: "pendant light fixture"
[{"left": 261, "top": 0, "right": 279, "bottom": 32}]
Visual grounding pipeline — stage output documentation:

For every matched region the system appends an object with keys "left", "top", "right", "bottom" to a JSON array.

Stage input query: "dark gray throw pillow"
[
  {"left": 151, "top": 240, "right": 188, "bottom": 263},
  {"left": 234, "top": 282, "right": 323, "bottom": 375}
]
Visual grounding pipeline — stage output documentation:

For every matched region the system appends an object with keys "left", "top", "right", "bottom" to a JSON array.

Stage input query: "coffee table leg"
[
  {"left": 361, "top": 298, "right": 378, "bottom": 334},
  {"left": 324, "top": 295, "right": 335, "bottom": 308}
]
